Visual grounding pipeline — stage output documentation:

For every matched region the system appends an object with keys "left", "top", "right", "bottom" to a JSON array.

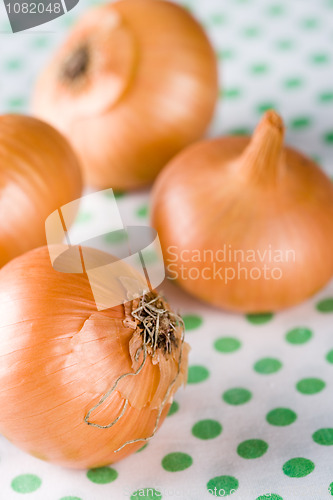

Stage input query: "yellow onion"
[
  {"left": 33, "top": 0, "right": 218, "bottom": 190},
  {"left": 0, "top": 245, "right": 189, "bottom": 469},
  {"left": 0, "top": 114, "right": 82, "bottom": 268},
  {"left": 151, "top": 110, "right": 333, "bottom": 312}
]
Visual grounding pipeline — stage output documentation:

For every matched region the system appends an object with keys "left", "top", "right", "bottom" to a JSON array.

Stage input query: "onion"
[
  {"left": 0, "top": 114, "right": 82, "bottom": 268},
  {"left": 33, "top": 0, "right": 218, "bottom": 190},
  {"left": 151, "top": 110, "right": 333, "bottom": 312},
  {"left": 0, "top": 245, "right": 189, "bottom": 469}
]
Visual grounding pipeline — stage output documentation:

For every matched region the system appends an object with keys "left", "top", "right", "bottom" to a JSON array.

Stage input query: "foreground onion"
[
  {"left": 0, "top": 246, "right": 188, "bottom": 469},
  {"left": 151, "top": 110, "right": 333, "bottom": 312},
  {"left": 0, "top": 114, "right": 82, "bottom": 268},
  {"left": 33, "top": 0, "right": 218, "bottom": 190}
]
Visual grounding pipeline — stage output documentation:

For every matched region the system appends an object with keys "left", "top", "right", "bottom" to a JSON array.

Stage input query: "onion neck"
[
  {"left": 239, "top": 110, "right": 285, "bottom": 184},
  {"left": 57, "top": 9, "right": 137, "bottom": 112}
]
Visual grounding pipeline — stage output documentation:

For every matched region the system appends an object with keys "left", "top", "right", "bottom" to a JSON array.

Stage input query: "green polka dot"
[
  {"left": 329, "top": 482, "right": 333, "bottom": 496},
  {"left": 254, "top": 358, "right": 282, "bottom": 374},
  {"left": 192, "top": 419, "right": 222, "bottom": 440},
  {"left": 224, "top": 88, "right": 242, "bottom": 99},
  {"left": 301, "top": 18, "right": 319, "bottom": 29},
  {"left": 167, "top": 401, "right": 179, "bottom": 416},
  {"left": 237, "top": 439, "right": 268, "bottom": 459},
  {"left": 162, "top": 452, "right": 192, "bottom": 472},
  {"left": 316, "top": 298, "right": 333, "bottom": 312},
  {"left": 324, "top": 132, "right": 333, "bottom": 144},
  {"left": 86, "top": 467, "right": 118, "bottom": 484},
  {"left": 326, "top": 350, "right": 333, "bottom": 364},
  {"left": 183, "top": 314, "right": 203, "bottom": 330},
  {"left": 5, "top": 59, "right": 23, "bottom": 71},
  {"left": 311, "top": 53, "right": 329, "bottom": 64},
  {"left": 7, "top": 96, "right": 26, "bottom": 111},
  {"left": 223, "top": 388, "right": 252, "bottom": 405},
  {"left": 251, "top": 63, "right": 269, "bottom": 74},
  {"left": 136, "top": 204, "right": 149, "bottom": 218},
  {"left": 31, "top": 36, "right": 50, "bottom": 48},
  {"left": 104, "top": 190, "right": 125, "bottom": 199},
  {"left": 284, "top": 77, "right": 303, "bottom": 89},
  {"left": 290, "top": 117, "right": 312, "bottom": 129},
  {"left": 276, "top": 39, "right": 294, "bottom": 50},
  {"left": 60, "top": 497, "right": 82, "bottom": 500},
  {"left": 11, "top": 474, "right": 42, "bottom": 494},
  {"left": 214, "top": 337, "right": 241, "bottom": 353},
  {"left": 188, "top": 365, "right": 209, "bottom": 384},
  {"left": 207, "top": 476, "right": 239, "bottom": 496},
  {"left": 256, "top": 495, "right": 283, "bottom": 500},
  {"left": 130, "top": 489, "right": 162, "bottom": 499},
  {"left": 75, "top": 211, "right": 92, "bottom": 223},
  {"left": 266, "top": 408, "right": 297, "bottom": 426},
  {"left": 62, "top": 15, "right": 75, "bottom": 27},
  {"left": 257, "top": 103, "right": 277, "bottom": 114},
  {"left": 267, "top": 4, "right": 285, "bottom": 15},
  {"left": 218, "top": 49, "right": 235, "bottom": 60},
  {"left": 104, "top": 230, "right": 128, "bottom": 244},
  {"left": 282, "top": 458, "right": 315, "bottom": 478},
  {"left": 140, "top": 249, "right": 159, "bottom": 265},
  {"left": 210, "top": 13, "right": 227, "bottom": 25},
  {"left": 286, "top": 327, "right": 312, "bottom": 344},
  {"left": 312, "top": 428, "right": 333, "bottom": 446},
  {"left": 319, "top": 91, "right": 333, "bottom": 103},
  {"left": 229, "top": 127, "right": 251, "bottom": 136},
  {"left": 243, "top": 26, "right": 261, "bottom": 37},
  {"left": 136, "top": 443, "right": 148, "bottom": 453},
  {"left": 296, "top": 377, "right": 325, "bottom": 395},
  {"left": 246, "top": 312, "right": 274, "bottom": 324},
  {"left": 311, "top": 154, "right": 321, "bottom": 165}
]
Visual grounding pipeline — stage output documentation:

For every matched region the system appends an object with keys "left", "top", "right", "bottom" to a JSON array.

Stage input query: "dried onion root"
[{"left": 85, "top": 291, "right": 186, "bottom": 454}]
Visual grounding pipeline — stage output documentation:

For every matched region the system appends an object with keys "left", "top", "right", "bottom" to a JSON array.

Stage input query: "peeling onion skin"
[
  {"left": 0, "top": 115, "right": 82, "bottom": 268},
  {"left": 151, "top": 111, "right": 333, "bottom": 313},
  {"left": 33, "top": 0, "right": 219, "bottom": 190},
  {"left": 0, "top": 246, "right": 188, "bottom": 469}
]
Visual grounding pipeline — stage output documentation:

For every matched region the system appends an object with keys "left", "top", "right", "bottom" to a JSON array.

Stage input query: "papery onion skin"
[
  {"left": 0, "top": 246, "right": 188, "bottom": 469},
  {"left": 0, "top": 114, "right": 82, "bottom": 268},
  {"left": 33, "top": 0, "right": 219, "bottom": 190},
  {"left": 151, "top": 110, "right": 333, "bottom": 313}
]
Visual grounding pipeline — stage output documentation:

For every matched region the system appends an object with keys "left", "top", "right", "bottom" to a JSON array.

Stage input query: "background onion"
[
  {"left": 0, "top": 246, "right": 188, "bottom": 469},
  {"left": 33, "top": 0, "right": 219, "bottom": 190},
  {"left": 0, "top": 114, "right": 82, "bottom": 268}
]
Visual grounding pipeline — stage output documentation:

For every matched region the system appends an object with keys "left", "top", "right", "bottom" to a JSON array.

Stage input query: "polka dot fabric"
[{"left": 0, "top": 0, "right": 333, "bottom": 499}]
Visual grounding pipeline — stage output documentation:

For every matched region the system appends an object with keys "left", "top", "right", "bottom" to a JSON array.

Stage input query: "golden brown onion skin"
[
  {"left": 0, "top": 115, "right": 82, "bottom": 268},
  {"left": 151, "top": 111, "right": 333, "bottom": 313},
  {"left": 33, "top": 0, "right": 218, "bottom": 190},
  {"left": 0, "top": 246, "right": 188, "bottom": 469}
]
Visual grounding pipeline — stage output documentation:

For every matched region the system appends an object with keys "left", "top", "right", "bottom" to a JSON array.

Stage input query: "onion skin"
[
  {"left": 0, "top": 246, "right": 188, "bottom": 469},
  {"left": 0, "top": 115, "right": 82, "bottom": 268},
  {"left": 151, "top": 110, "right": 333, "bottom": 313},
  {"left": 33, "top": 0, "right": 218, "bottom": 190}
]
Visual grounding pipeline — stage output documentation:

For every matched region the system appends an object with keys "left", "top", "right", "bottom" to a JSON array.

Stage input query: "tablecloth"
[{"left": 0, "top": 0, "right": 333, "bottom": 498}]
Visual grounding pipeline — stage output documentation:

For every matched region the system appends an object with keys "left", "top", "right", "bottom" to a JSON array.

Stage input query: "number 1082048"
[{"left": 6, "top": 3, "right": 62, "bottom": 14}]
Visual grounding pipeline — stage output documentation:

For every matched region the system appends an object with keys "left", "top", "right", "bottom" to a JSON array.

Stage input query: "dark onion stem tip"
[{"left": 61, "top": 45, "right": 90, "bottom": 81}]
